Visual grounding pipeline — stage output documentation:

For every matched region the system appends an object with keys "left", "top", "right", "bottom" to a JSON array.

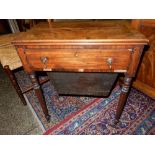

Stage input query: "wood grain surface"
[{"left": 132, "top": 19, "right": 155, "bottom": 99}]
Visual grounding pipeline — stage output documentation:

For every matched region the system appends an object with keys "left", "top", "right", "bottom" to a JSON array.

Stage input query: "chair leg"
[{"left": 3, "top": 65, "right": 27, "bottom": 105}]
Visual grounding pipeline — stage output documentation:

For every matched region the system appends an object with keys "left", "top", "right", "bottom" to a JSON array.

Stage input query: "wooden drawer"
[{"left": 25, "top": 48, "right": 131, "bottom": 72}]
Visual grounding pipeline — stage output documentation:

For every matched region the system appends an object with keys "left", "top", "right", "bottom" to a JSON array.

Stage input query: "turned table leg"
[
  {"left": 4, "top": 65, "right": 27, "bottom": 106},
  {"left": 115, "top": 76, "right": 132, "bottom": 123},
  {"left": 29, "top": 72, "right": 50, "bottom": 122}
]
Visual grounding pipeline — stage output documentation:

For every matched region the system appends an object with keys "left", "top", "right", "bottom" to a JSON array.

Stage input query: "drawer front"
[{"left": 25, "top": 49, "right": 131, "bottom": 72}]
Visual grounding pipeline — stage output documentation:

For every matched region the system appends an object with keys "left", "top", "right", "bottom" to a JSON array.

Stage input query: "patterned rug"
[{"left": 15, "top": 70, "right": 155, "bottom": 135}]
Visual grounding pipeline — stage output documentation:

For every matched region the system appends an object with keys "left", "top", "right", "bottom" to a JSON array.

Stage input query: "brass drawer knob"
[
  {"left": 75, "top": 51, "right": 78, "bottom": 57},
  {"left": 40, "top": 56, "right": 48, "bottom": 69},
  {"left": 107, "top": 58, "right": 113, "bottom": 69}
]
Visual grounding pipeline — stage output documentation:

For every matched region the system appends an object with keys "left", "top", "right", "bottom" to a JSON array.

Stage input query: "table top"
[{"left": 12, "top": 20, "right": 148, "bottom": 46}]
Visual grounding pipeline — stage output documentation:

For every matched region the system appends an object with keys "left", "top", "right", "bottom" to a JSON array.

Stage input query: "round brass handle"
[
  {"left": 75, "top": 52, "right": 78, "bottom": 57},
  {"left": 74, "top": 50, "right": 78, "bottom": 57},
  {"left": 106, "top": 58, "right": 113, "bottom": 69},
  {"left": 40, "top": 56, "right": 48, "bottom": 68}
]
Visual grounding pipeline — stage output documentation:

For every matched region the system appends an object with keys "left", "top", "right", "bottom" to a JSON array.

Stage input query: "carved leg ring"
[
  {"left": 29, "top": 73, "right": 50, "bottom": 122},
  {"left": 115, "top": 77, "right": 132, "bottom": 124}
]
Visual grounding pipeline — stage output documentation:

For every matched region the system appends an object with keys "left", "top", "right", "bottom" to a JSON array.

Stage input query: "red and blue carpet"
[{"left": 15, "top": 70, "right": 155, "bottom": 135}]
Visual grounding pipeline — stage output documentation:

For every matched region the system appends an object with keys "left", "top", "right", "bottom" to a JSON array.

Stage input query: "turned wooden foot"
[
  {"left": 4, "top": 65, "right": 27, "bottom": 106},
  {"left": 115, "top": 76, "right": 132, "bottom": 123},
  {"left": 45, "top": 114, "right": 51, "bottom": 122},
  {"left": 29, "top": 72, "right": 50, "bottom": 122}
]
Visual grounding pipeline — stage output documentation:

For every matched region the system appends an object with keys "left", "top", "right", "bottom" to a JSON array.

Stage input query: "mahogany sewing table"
[{"left": 12, "top": 20, "right": 148, "bottom": 123}]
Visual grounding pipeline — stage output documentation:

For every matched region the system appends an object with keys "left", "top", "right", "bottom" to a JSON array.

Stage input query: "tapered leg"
[
  {"left": 29, "top": 72, "right": 50, "bottom": 122},
  {"left": 4, "top": 65, "right": 27, "bottom": 106},
  {"left": 115, "top": 76, "right": 132, "bottom": 124}
]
